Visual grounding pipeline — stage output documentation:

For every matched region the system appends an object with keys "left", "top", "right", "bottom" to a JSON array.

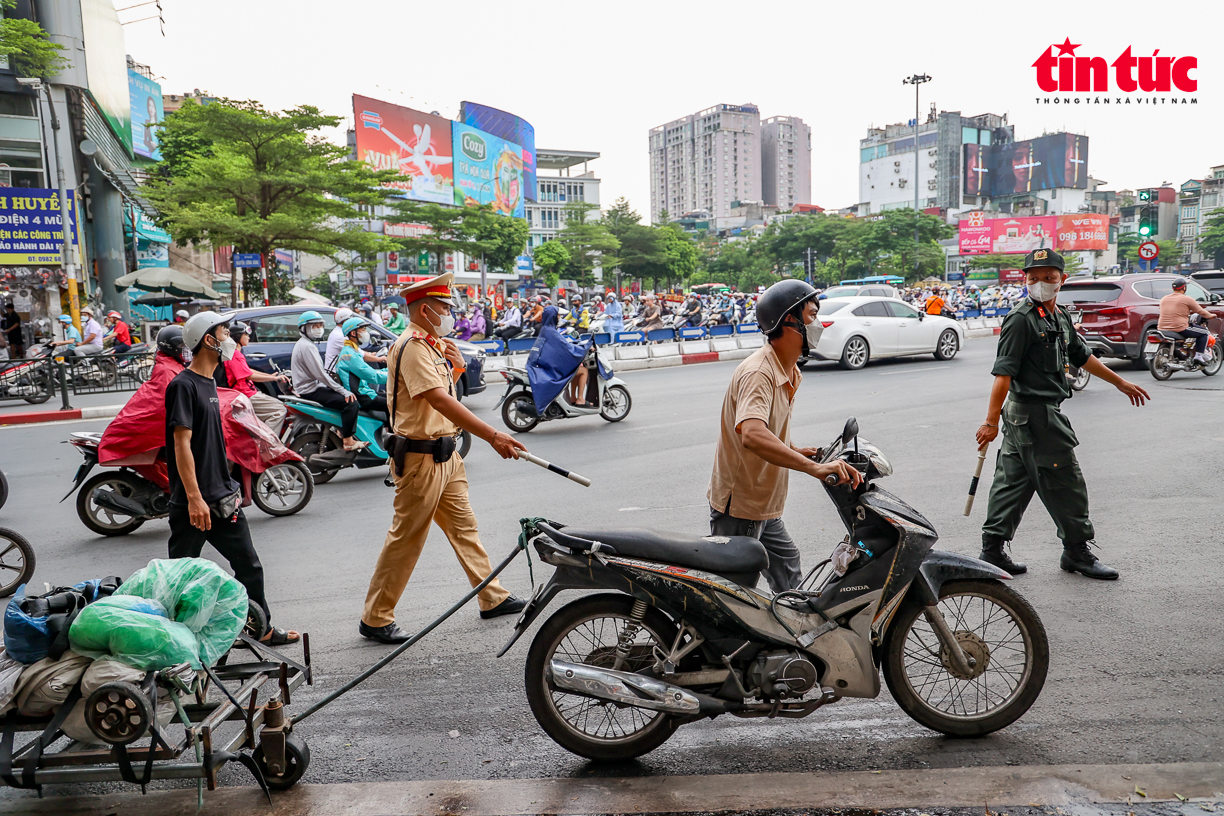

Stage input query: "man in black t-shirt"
[
  {"left": 167, "top": 312, "right": 299, "bottom": 646},
  {"left": 2, "top": 303, "right": 22, "bottom": 358}
]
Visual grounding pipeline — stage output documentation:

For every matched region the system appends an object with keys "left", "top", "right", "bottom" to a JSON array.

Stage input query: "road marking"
[{"left": 876, "top": 365, "right": 950, "bottom": 376}]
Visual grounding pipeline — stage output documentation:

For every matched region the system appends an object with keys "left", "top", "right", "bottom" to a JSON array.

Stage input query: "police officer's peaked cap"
[
  {"left": 1022, "top": 247, "right": 1065, "bottom": 272},
  {"left": 400, "top": 272, "right": 455, "bottom": 307}
]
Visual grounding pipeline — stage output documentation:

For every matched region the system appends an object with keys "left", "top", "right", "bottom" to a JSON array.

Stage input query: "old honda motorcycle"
[{"left": 501, "top": 418, "right": 1049, "bottom": 760}]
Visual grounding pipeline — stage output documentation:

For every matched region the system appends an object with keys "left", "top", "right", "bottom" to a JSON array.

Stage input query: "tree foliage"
[
  {"left": 1196, "top": 210, "right": 1224, "bottom": 268},
  {"left": 0, "top": 4, "right": 68, "bottom": 78},
  {"left": 558, "top": 201, "right": 619, "bottom": 286},
  {"left": 533, "top": 240, "right": 570, "bottom": 289},
  {"left": 471, "top": 208, "right": 529, "bottom": 272},
  {"left": 149, "top": 99, "right": 398, "bottom": 304}
]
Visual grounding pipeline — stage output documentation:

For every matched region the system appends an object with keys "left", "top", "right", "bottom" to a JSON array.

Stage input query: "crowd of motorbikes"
[{"left": 0, "top": 339, "right": 154, "bottom": 404}]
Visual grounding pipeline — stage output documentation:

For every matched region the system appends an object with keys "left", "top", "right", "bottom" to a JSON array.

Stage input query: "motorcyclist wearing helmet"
[
  {"left": 51, "top": 313, "right": 82, "bottom": 348},
  {"left": 1158, "top": 277, "right": 1214, "bottom": 364},
  {"left": 156, "top": 324, "right": 188, "bottom": 366},
  {"left": 708, "top": 279, "right": 862, "bottom": 593},
  {"left": 224, "top": 322, "right": 290, "bottom": 434},
  {"left": 104, "top": 310, "right": 132, "bottom": 353},
  {"left": 524, "top": 296, "right": 545, "bottom": 335},
  {"left": 680, "top": 293, "right": 703, "bottom": 328},
  {"left": 384, "top": 301, "right": 408, "bottom": 335},
  {"left": 336, "top": 316, "right": 390, "bottom": 425},
  {"left": 325, "top": 307, "right": 355, "bottom": 369},
  {"left": 168, "top": 312, "right": 299, "bottom": 646},
  {"left": 174, "top": 309, "right": 189, "bottom": 324},
  {"left": 603, "top": 292, "right": 624, "bottom": 333},
  {"left": 291, "top": 311, "right": 364, "bottom": 452}
]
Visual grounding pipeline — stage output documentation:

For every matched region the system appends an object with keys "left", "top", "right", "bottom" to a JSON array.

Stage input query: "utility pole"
[
  {"left": 28, "top": 81, "right": 81, "bottom": 330},
  {"left": 805, "top": 246, "right": 814, "bottom": 285},
  {"left": 902, "top": 73, "right": 932, "bottom": 276}
]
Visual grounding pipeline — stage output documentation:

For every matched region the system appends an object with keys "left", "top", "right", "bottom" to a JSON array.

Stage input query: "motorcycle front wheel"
[
  {"left": 252, "top": 462, "right": 314, "bottom": 517},
  {"left": 1068, "top": 366, "right": 1091, "bottom": 391},
  {"left": 0, "top": 527, "right": 35, "bottom": 597},
  {"left": 599, "top": 384, "right": 632, "bottom": 422},
  {"left": 525, "top": 594, "right": 680, "bottom": 761},
  {"left": 1202, "top": 345, "right": 1222, "bottom": 376},
  {"left": 882, "top": 579, "right": 1048, "bottom": 737}
]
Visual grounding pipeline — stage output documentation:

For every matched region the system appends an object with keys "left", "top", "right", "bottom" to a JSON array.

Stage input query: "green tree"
[
  {"left": 383, "top": 201, "right": 489, "bottom": 274},
  {"left": 856, "top": 209, "right": 952, "bottom": 280},
  {"left": 756, "top": 213, "right": 848, "bottom": 275},
  {"left": 659, "top": 224, "right": 699, "bottom": 287},
  {"left": 558, "top": 201, "right": 620, "bottom": 286},
  {"left": 0, "top": 3, "right": 68, "bottom": 78},
  {"left": 1196, "top": 210, "right": 1224, "bottom": 267},
  {"left": 962, "top": 254, "right": 1026, "bottom": 270},
  {"left": 148, "top": 99, "right": 398, "bottom": 306},
  {"left": 471, "top": 209, "right": 529, "bottom": 272},
  {"left": 532, "top": 240, "right": 570, "bottom": 289},
  {"left": 1123, "top": 239, "right": 1182, "bottom": 271}
]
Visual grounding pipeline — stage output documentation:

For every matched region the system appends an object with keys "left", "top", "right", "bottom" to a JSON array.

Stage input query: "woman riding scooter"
[{"left": 335, "top": 317, "right": 389, "bottom": 424}]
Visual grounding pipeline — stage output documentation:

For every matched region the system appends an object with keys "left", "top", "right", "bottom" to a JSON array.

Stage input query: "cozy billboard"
[
  {"left": 963, "top": 134, "right": 1090, "bottom": 197},
  {"left": 352, "top": 95, "right": 453, "bottom": 204},
  {"left": 451, "top": 122, "right": 525, "bottom": 218},
  {"left": 958, "top": 212, "right": 1110, "bottom": 255},
  {"left": 460, "top": 102, "right": 536, "bottom": 203}
]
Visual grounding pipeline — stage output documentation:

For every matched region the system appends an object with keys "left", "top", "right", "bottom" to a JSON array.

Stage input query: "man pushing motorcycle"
[{"left": 708, "top": 279, "right": 862, "bottom": 593}]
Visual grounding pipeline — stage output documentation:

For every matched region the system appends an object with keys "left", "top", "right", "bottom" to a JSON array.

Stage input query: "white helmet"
[
  {"left": 334, "top": 307, "right": 354, "bottom": 324},
  {"left": 182, "top": 311, "right": 230, "bottom": 353},
  {"left": 175, "top": 309, "right": 189, "bottom": 320}
]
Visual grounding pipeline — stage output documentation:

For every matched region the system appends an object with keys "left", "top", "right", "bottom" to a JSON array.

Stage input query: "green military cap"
[{"left": 1022, "top": 247, "right": 1064, "bottom": 272}]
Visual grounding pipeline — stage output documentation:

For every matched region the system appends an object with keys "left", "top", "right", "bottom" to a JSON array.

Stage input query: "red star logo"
[{"left": 1054, "top": 37, "right": 1081, "bottom": 56}]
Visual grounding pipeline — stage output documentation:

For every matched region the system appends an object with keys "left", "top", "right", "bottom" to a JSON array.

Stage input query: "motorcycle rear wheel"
[
  {"left": 290, "top": 431, "right": 341, "bottom": 484},
  {"left": 0, "top": 469, "right": 7, "bottom": 510},
  {"left": 525, "top": 594, "right": 680, "bottom": 761},
  {"left": 501, "top": 392, "right": 539, "bottom": 432},
  {"left": 0, "top": 527, "right": 35, "bottom": 597},
  {"left": 1149, "top": 347, "right": 1174, "bottom": 381},
  {"left": 1068, "top": 366, "right": 1091, "bottom": 391},
  {"left": 882, "top": 579, "right": 1048, "bottom": 737},
  {"left": 76, "top": 472, "right": 147, "bottom": 536},
  {"left": 252, "top": 462, "right": 314, "bottom": 517}
]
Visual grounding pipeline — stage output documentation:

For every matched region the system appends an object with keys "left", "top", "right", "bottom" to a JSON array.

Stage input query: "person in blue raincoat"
[
  {"left": 526, "top": 306, "right": 592, "bottom": 412},
  {"left": 602, "top": 293, "right": 623, "bottom": 334},
  {"left": 336, "top": 316, "right": 389, "bottom": 422}
]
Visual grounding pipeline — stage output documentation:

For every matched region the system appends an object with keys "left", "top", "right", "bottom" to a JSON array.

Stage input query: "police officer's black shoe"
[
  {"left": 1060, "top": 541, "right": 1119, "bottom": 580},
  {"left": 979, "top": 539, "right": 1027, "bottom": 575},
  {"left": 480, "top": 595, "right": 527, "bottom": 620},
  {"left": 359, "top": 621, "right": 412, "bottom": 643}
]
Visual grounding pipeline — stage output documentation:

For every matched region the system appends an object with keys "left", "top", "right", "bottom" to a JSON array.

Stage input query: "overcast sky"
[{"left": 124, "top": 0, "right": 1221, "bottom": 216}]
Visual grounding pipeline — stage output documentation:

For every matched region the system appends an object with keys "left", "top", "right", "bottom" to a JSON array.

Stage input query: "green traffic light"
[{"left": 1139, "top": 226, "right": 1151, "bottom": 235}]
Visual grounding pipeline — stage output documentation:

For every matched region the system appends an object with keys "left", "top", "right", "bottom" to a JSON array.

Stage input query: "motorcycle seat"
[
  {"left": 559, "top": 526, "right": 768, "bottom": 579},
  {"left": 1155, "top": 329, "right": 1185, "bottom": 341}
]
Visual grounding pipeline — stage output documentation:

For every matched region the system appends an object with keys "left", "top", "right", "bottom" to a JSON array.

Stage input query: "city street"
[{"left": 1, "top": 335, "right": 1221, "bottom": 806}]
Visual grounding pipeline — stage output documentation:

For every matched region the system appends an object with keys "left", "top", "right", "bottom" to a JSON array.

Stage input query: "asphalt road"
[{"left": 1, "top": 336, "right": 1221, "bottom": 800}]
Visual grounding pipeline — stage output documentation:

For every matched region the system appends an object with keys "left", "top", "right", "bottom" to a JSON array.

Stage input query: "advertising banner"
[
  {"left": 958, "top": 212, "right": 1109, "bottom": 255},
  {"left": 128, "top": 69, "right": 164, "bottom": 160},
  {"left": 451, "top": 122, "right": 525, "bottom": 218},
  {"left": 81, "top": 0, "right": 133, "bottom": 155},
  {"left": 1000, "top": 269, "right": 1025, "bottom": 283},
  {"left": 0, "top": 189, "right": 81, "bottom": 265},
  {"left": 353, "top": 95, "right": 453, "bottom": 204},
  {"left": 460, "top": 102, "right": 537, "bottom": 203},
  {"left": 963, "top": 134, "right": 1089, "bottom": 197}
]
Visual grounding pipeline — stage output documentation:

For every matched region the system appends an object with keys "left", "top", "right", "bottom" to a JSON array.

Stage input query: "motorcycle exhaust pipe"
[
  {"left": 548, "top": 659, "right": 730, "bottom": 716},
  {"left": 91, "top": 490, "right": 150, "bottom": 518}
]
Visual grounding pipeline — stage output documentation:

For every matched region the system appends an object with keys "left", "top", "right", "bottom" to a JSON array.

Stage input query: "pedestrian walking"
[
  {"left": 976, "top": 248, "right": 1150, "bottom": 580},
  {"left": 359, "top": 272, "right": 528, "bottom": 644},
  {"left": 708, "top": 279, "right": 861, "bottom": 593},
  {"left": 2, "top": 302, "right": 23, "bottom": 358},
  {"left": 166, "top": 312, "right": 299, "bottom": 645}
]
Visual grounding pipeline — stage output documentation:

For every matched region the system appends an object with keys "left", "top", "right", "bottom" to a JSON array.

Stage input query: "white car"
[
  {"left": 803, "top": 296, "right": 964, "bottom": 370},
  {"left": 821, "top": 284, "right": 900, "bottom": 299}
]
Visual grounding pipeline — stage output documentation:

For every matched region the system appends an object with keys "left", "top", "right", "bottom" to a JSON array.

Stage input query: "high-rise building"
[
  {"left": 760, "top": 116, "right": 811, "bottom": 210},
  {"left": 649, "top": 103, "right": 761, "bottom": 222}
]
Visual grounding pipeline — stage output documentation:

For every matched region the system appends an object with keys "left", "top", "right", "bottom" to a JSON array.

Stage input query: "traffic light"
[
  {"left": 1138, "top": 213, "right": 1152, "bottom": 237},
  {"left": 1138, "top": 189, "right": 1153, "bottom": 202}
]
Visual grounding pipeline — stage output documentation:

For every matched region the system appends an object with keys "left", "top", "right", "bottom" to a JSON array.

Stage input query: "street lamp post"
[{"left": 902, "top": 73, "right": 932, "bottom": 276}]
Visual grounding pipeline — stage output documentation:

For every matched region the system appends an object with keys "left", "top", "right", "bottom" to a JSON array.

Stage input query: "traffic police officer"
[
  {"left": 976, "top": 248, "right": 1150, "bottom": 580},
  {"left": 359, "top": 272, "right": 528, "bottom": 644}
]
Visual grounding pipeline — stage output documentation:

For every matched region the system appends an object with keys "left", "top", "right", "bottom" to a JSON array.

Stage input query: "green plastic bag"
[
  {"left": 69, "top": 595, "right": 201, "bottom": 670},
  {"left": 115, "top": 558, "right": 248, "bottom": 668}
]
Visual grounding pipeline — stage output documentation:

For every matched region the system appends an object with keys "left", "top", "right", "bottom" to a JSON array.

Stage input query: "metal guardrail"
[{"left": 0, "top": 351, "right": 154, "bottom": 411}]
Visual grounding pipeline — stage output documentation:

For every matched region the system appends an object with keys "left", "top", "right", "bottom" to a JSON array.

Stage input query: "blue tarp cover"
[{"left": 526, "top": 306, "right": 592, "bottom": 414}]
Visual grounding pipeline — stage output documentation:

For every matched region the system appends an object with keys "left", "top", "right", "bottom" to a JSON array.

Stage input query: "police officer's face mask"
[{"left": 1028, "top": 280, "right": 1060, "bottom": 303}]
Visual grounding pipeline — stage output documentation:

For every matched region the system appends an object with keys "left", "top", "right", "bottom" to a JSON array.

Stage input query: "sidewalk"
[
  {"left": 4, "top": 761, "right": 1220, "bottom": 816},
  {"left": 0, "top": 390, "right": 130, "bottom": 425}
]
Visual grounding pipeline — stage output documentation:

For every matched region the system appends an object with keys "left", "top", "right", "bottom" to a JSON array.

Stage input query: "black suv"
[
  {"left": 222, "top": 305, "right": 486, "bottom": 399},
  {"left": 1191, "top": 270, "right": 1224, "bottom": 297}
]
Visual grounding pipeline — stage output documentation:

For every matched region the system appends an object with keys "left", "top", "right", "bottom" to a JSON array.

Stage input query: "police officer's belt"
[
  {"left": 387, "top": 434, "right": 457, "bottom": 467},
  {"left": 1007, "top": 395, "right": 1060, "bottom": 405}
]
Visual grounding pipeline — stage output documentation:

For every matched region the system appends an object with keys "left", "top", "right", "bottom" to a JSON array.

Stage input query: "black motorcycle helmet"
[
  {"left": 756, "top": 279, "right": 819, "bottom": 337},
  {"left": 230, "top": 321, "right": 250, "bottom": 341},
  {"left": 156, "top": 324, "right": 188, "bottom": 364}
]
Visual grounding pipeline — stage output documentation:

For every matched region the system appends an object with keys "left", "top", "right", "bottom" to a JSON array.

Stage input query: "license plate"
[{"left": 1144, "top": 343, "right": 1158, "bottom": 353}]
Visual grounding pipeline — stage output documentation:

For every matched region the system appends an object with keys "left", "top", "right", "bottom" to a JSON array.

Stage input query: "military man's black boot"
[
  {"left": 979, "top": 537, "right": 1027, "bottom": 575},
  {"left": 1060, "top": 540, "right": 1119, "bottom": 580}
]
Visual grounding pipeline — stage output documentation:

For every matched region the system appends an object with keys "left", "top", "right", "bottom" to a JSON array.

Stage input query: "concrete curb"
[
  {"left": 0, "top": 403, "right": 124, "bottom": 426},
  {"left": 8, "top": 760, "right": 1220, "bottom": 816}
]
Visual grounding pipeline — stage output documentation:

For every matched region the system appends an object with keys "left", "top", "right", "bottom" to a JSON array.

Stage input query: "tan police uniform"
[{"left": 361, "top": 276, "right": 511, "bottom": 628}]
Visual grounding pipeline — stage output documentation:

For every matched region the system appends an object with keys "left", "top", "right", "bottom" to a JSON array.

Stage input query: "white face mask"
[
  {"left": 307, "top": 325, "right": 325, "bottom": 341},
  {"left": 357, "top": 330, "right": 370, "bottom": 345},
  {"left": 427, "top": 304, "right": 455, "bottom": 337},
  {"left": 1028, "top": 281, "right": 1060, "bottom": 303},
  {"left": 217, "top": 336, "right": 237, "bottom": 362}
]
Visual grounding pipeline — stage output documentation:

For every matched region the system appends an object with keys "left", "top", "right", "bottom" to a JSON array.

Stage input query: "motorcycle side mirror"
[
  {"left": 918, "top": 312, "right": 925, "bottom": 320},
  {"left": 842, "top": 417, "right": 859, "bottom": 446}
]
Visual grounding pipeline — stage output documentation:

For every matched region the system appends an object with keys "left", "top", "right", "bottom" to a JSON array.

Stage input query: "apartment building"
[
  {"left": 760, "top": 116, "right": 811, "bottom": 210},
  {"left": 648, "top": 103, "right": 761, "bottom": 222}
]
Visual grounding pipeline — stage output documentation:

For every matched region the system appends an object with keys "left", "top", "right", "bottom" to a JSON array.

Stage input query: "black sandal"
[{"left": 259, "top": 627, "right": 300, "bottom": 645}]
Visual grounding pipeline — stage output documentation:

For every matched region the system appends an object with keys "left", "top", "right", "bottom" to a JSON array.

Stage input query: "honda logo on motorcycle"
[{"left": 1032, "top": 39, "right": 1198, "bottom": 105}]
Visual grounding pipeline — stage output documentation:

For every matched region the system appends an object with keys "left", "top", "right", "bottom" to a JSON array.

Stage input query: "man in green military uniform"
[{"left": 975, "top": 248, "right": 1150, "bottom": 579}]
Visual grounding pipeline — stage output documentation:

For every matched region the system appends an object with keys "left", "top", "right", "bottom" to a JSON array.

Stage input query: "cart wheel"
[
  {"left": 244, "top": 603, "right": 269, "bottom": 640},
  {"left": 86, "top": 681, "right": 153, "bottom": 746},
  {"left": 254, "top": 733, "right": 310, "bottom": 790}
]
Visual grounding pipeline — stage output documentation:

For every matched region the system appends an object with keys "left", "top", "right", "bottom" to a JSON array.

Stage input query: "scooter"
[
  {"left": 64, "top": 401, "right": 315, "bottom": 536},
  {"left": 495, "top": 345, "right": 631, "bottom": 433},
  {"left": 1066, "top": 309, "right": 1091, "bottom": 391},
  {"left": 1146, "top": 315, "right": 1222, "bottom": 380},
  {"left": 283, "top": 396, "right": 471, "bottom": 484},
  {"left": 503, "top": 418, "right": 1049, "bottom": 760},
  {"left": 0, "top": 341, "right": 59, "bottom": 404}
]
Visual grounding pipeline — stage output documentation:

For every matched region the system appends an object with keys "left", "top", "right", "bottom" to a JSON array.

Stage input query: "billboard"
[
  {"left": 963, "top": 134, "right": 1089, "bottom": 197},
  {"left": 81, "top": 0, "right": 133, "bottom": 155},
  {"left": 0, "top": 189, "right": 81, "bottom": 265},
  {"left": 958, "top": 212, "right": 1110, "bottom": 255},
  {"left": 451, "top": 122, "right": 525, "bottom": 218},
  {"left": 128, "top": 69, "right": 164, "bottom": 160},
  {"left": 460, "top": 102, "right": 536, "bottom": 202},
  {"left": 352, "top": 95, "right": 453, "bottom": 204}
]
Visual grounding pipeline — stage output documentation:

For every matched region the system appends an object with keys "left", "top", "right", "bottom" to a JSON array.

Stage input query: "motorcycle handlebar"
[{"left": 824, "top": 474, "right": 839, "bottom": 485}]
